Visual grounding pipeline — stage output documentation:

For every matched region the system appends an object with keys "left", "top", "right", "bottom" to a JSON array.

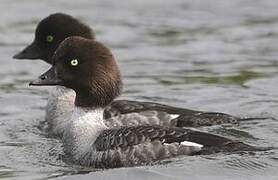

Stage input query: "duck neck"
[
  {"left": 74, "top": 88, "right": 109, "bottom": 108},
  {"left": 51, "top": 86, "right": 75, "bottom": 101}
]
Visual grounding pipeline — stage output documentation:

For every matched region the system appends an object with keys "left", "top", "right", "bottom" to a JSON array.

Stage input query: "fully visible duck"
[
  {"left": 29, "top": 37, "right": 260, "bottom": 168},
  {"left": 14, "top": 13, "right": 249, "bottom": 137}
]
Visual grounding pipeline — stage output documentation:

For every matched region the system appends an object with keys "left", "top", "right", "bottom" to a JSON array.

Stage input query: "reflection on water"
[{"left": 0, "top": 0, "right": 278, "bottom": 179}]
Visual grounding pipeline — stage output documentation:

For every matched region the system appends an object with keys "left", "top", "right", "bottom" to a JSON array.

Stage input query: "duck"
[
  {"left": 29, "top": 37, "right": 261, "bottom": 168},
  {"left": 14, "top": 13, "right": 249, "bottom": 137}
]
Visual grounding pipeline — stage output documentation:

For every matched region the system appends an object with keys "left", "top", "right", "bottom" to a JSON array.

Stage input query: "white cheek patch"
[{"left": 180, "top": 141, "right": 203, "bottom": 148}]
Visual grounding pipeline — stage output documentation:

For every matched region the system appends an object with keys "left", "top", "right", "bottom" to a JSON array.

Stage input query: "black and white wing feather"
[
  {"left": 94, "top": 126, "right": 245, "bottom": 151},
  {"left": 88, "top": 126, "right": 261, "bottom": 168},
  {"left": 104, "top": 100, "right": 239, "bottom": 127}
]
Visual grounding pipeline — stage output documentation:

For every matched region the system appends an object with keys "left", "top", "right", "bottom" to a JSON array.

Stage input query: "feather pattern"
[
  {"left": 105, "top": 100, "right": 238, "bottom": 127},
  {"left": 62, "top": 107, "right": 258, "bottom": 168},
  {"left": 62, "top": 107, "right": 203, "bottom": 167}
]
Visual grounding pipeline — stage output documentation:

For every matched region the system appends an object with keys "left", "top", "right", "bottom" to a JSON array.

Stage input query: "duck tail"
[{"left": 238, "top": 116, "right": 276, "bottom": 122}]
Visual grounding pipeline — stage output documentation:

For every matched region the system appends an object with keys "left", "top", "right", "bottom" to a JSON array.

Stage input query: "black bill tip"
[
  {"left": 13, "top": 51, "right": 27, "bottom": 59},
  {"left": 29, "top": 67, "right": 61, "bottom": 86},
  {"left": 13, "top": 42, "right": 43, "bottom": 60}
]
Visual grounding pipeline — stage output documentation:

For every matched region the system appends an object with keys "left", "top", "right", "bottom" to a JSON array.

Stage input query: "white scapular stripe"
[
  {"left": 169, "top": 114, "right": 179, "bottom": 119},
  {"left": 180, "top": 141, "right": 203, "bottom": 148}
]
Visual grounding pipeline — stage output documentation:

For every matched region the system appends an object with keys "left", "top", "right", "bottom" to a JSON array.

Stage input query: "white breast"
[
  {"left": 62, "top": 107, "right": 107, "bottom": 160},
  {"left": 45, "top": 86, "right": 75, "bottom": 136}
]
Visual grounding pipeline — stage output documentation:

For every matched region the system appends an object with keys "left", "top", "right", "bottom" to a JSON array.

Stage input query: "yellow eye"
[
  {"left": 46, "top": 35, "right": 54, "bottom": 43},
  {"left": 70, "top": 59, "right": 79, "bottom": 66}
]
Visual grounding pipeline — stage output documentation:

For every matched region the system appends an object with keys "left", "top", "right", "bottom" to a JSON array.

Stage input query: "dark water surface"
[{"left": 1, "top": 0, "right": 278, "bottom": 179}]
